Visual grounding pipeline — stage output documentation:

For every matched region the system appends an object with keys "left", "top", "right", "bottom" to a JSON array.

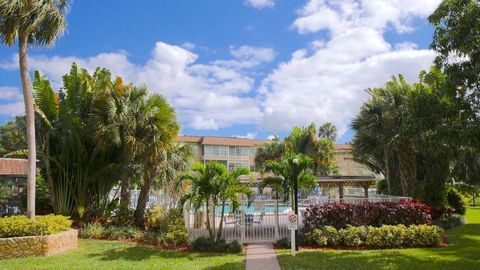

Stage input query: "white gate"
[{"left": 186, "top": 199, "right": 301, "bottom": 243}]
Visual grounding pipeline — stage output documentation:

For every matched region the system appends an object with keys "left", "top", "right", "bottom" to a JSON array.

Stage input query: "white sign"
[
  {"left": 288, "top": 224, "right": 298, "bottom": 230},
  {"left": 288, "top": 212, "right": 297, "bottom": 225}
]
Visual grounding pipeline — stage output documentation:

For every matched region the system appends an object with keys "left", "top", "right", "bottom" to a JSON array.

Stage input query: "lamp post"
[{"left": 292, "top": 157, "right": 299, "bottom": 252}]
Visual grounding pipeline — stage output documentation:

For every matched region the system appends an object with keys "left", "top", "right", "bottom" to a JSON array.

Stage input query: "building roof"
[
  {"left": 178, "top": 135, "right": 354, "bottom": 150},
  {"left": 178, "top": 135, "right": 266, "bottom": 147},
  {"left": 0, "top": 158, "right": 28, "bottom": 177}
]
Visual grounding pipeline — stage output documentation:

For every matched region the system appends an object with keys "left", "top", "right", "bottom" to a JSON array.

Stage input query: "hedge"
[
  {"left": 307, "top": 224, "right": 443, "bottom": 248},
  {"left": 303, "top": 200, "right": 432, "bottom": 231},
  {"left": 0, "top": 215, "right": 72, "bottom": 238}
]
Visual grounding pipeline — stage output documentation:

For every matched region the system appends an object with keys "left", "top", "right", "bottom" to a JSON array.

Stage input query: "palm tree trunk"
[
  {"left": 134, "top": 170, "right": 154, "bottom": 227},
  {"left": 119, "top": 176, "right": 131, "bottom": 220},
  {"left": 216, "top": 200, "right": 226, "bottom": 243},
  {"left": 205, "top": 199, "right": 213, "bottom": 239},
  {"left": 19, "top": 34, "right": 36, "bottom": 219},
  {"left": 396, "top": 143, "right": 416, "bottom": 197},
  {"left": 384, "top": 149, "right": 392, "bottom": 194}
]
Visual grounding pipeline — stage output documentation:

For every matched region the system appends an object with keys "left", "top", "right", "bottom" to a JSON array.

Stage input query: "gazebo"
[{"left": 317, "top": 176, "right": 377, "bottom": 200}]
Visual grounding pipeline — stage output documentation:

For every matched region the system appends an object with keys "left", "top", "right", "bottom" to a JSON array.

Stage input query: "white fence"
[{"left": 186, "top": 195, "right": 411, "bottom": 244}]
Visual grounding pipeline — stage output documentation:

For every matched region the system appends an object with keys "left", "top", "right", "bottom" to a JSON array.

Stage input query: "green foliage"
[
  {"left": 0, "top": 215, "right": 71, "bottom": 238},
  {"left": 447, "top": 187, "right": 467, "bottom": 215},
  {"left": 0, "top": 117, "right": 27, "bottom": 157},
  {"left": 366, "top": 225, "right": 443, "bottom": 248},
  {"left": 275, "top": 237, "right": 291, "bottom": 248},
  {"left": 318, "top": 122, "right": 338, "bottom": 142},
  {"left": 433, "top": 214, "right": 466, "bottom": 230},
  {"left": 80, "top": 222, "right": 105, "bottom": 239},
  {"left": 310, "top": 226, "right": 341, "bottom": 246},
  {"left": 254, "top": 135, "right": 285, "bottom": 170},
  {"left": 339, "top": 226, "right": 367, "bottom": 247},
  {"left": 104, "top": 226, "right": 144, "bottom": 240},
  {"left": 146, "top": 205, "right": 169, "bottom": 231},
  {"left": 145, "top": 207, "right": 188, "bottom": 247},
  {"left": 190, "top": 236, "right": 242, "bottom": 253}
]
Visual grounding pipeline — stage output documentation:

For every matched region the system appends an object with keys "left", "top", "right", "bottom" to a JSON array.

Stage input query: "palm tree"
[
  {"left": 155, "top": 144, "right": 193, "bottom": 210},
  {"left": 285, "top": 123, "right": 336, "bottom": 176},
  {"left": 214, "top": 166, "right": 252, "bottom": 243},
  {"left": 318, "top": 122, "right": 338, "bottom": 142},
  {"left": 254, "top": 134, "right": 285, "bottom": 170},
  {"left": 179, "top": 162, "right": 225, "bottom": 240},
  {"left": 0, "top": 0, "right": 70, "bottom": 219}
]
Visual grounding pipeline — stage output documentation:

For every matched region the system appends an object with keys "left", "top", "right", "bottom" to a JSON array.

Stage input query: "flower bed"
[{"left": 303, "top": 200, "right": 432, "bottom": 232}]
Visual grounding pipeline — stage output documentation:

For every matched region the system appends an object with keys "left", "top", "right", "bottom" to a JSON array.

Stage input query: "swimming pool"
[{"left": 215, "top": 203, "right": 292, "bottom": 215}]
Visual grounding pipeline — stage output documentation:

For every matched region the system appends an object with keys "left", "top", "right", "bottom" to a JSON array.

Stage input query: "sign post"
[{"left": 287, "top": 211, "right": 298, "bottom": 256}]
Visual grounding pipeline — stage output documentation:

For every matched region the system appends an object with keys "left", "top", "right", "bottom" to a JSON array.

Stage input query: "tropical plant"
[
  {"left": 284, "top": 123, "right": 336, "bottom": 176},
  {"left": 259, "top": 153, "right": 316, "bottom": 205},
  {"left": 214, "top": 166, "right": 252, "bottom": 242},
  {"left": 34, "top": 63, "right": 123, "bottom": 219},
  {"left": 318, "top": 122, "right": 338, "bottom": 142},
  {"left": 178, "top": 162, "right": 224, "bottom": 239},
  {"left": 254, "top": 134, "right": 285, "bottom": 170},
  {"left": 0, "top": 0, "right": 70, "bottom": 219},
  {"left": 0, "top": 117, "right": 27, "bottom": 157}
]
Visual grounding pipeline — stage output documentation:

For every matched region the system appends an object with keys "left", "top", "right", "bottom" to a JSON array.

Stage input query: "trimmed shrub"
[
  {"left": 433, "top": 214, "right": 466, "bottom": 230},
  {"left": 447, "top": 188, "right": 466, "bottom": 215},
  {"left": 190, "top": 236, "right": 242, "bottom": 253},
  {"left": 339, "top": 225, "right": 367, "bottom": 247},
  {"left": 104, "top": 226, "right": 144, "bottom": 240},
  {"left": 80, "top": 221, "right": 105, "bottom": 239},
  {"left": 310, "top": 226, "right": 340, "bottom": 246},
  {"left": 365, "top": 225, "right": 407, "bottom": 248},
  {"left": 303, "top": 200, "right": 432, "bottom": 231},
  {"left": 0, "top": 215, "right": 71, "bottom": 238}
]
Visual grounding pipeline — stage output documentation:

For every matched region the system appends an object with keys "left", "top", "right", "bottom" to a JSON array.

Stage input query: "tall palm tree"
[
  {"left": 214, "top": 166, "right": 251, "bottom": 243},
  {"left": 254, "top": 134, "right": 285, "bottom": 170},
  {"left": 0, "top": 0, "right": 70, "bottom": 219},
  {"left": 318, "top": 122, "right": 338, "bottom": 142}
]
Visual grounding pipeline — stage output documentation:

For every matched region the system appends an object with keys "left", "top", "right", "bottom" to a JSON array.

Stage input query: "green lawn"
[
  {"left": 277, "top": 207, "right": 480, "bottom": 270},
  {"left": 0, "top": 239, "right": 244, "bottom": 270}
]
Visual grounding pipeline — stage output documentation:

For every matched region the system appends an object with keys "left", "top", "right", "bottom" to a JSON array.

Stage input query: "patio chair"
[{"left": 253, "top": 212, "right": 265, "bottom": 224}]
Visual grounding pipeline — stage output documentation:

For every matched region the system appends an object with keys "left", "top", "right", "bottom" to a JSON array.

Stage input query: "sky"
[{"left": 0, "top": 0, "right": 441, "bottom": 143}]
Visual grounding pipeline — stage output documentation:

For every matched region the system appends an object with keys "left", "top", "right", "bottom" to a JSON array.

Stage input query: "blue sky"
[{"left": 0, "top": 0, "right": 441, "bottom": 143}]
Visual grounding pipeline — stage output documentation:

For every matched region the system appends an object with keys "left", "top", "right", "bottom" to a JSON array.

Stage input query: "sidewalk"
[{"left": 246, "top": 243, "right": 281, "bottom": 270}]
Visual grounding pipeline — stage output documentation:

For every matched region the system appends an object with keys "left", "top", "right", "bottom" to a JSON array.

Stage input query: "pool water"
[{"left": 215, "top": 203, "right": 292, "bottom": 215}]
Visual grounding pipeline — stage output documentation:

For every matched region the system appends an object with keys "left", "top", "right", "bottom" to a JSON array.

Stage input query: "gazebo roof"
[
  {"left": 0, "top": 158, "right": 28, "bottom": 177},
  {"left": 317, "top": 176, "right": 376, "bottom": 187}
]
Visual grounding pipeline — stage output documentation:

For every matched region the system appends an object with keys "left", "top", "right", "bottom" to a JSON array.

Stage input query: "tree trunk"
[
  {"left": 384, "top": 149, "right": 392, "bottom": 194},
  {"left": 19, "top": 34, "right": 36, "bottom": 219},
  {"left": 134, "top": 169, "right": 154, "bottom": 227},
  {"left": 205, "top": 199, "right": 213, "bottom": 239},
  {"left": 216, "top": 200, "right": 225, "bottom": 243},
  {"left": 119, "top": 176, "right": 131, "bottom": 221},
  {"left": 396, "top": 143, "right": 416, "bottom": 197}
]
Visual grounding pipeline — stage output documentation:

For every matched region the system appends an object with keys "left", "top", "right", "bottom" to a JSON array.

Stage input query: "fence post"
[
  {"left": 274, "top": 200, "right": 279, "bottom": 240},
  {"left": 240, "top": 210, "right": 245, "bottom": 243}
]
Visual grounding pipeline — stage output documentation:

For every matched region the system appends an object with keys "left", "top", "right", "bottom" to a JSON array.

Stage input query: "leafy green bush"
[
  {"left": 310, "top": 226, "right": 340, "bottom": 246},
  {"left": 161, "top": 209, "right": 188, "bottom": 247},
  {"left": 447, "top": 188, "right": 466, "bottom": 215},
  {"left": 275, "top": 237, "right": 290, "bottom": 248},
  {"left": 433, "top": 214, "right": 466, "bottom": 230},
  {"left": 0, "top": 215, "right": 71, "bottom": 238},
  {"left": 365, "top": 225, "right": 407, "bottom": 248},
  {"left": 80, "top": 222, "right": 105, "bottom": 239},
  {"left": 146, "top": 205, "right": 169, "bottom": 231},
  {"left": 339, "top": 225, "right": 367, "bottom": 247},
  {"left": 190, "top": 236, "right": 242, "bottom": 253}
]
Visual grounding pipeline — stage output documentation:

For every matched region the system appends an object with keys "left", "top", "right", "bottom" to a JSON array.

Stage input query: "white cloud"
[
  {"left": 0, "top": 42, "right": 270, "bottom": 130},
  {"left": 245, "top": 0, "right": 274, "bottom": 9},
  {"left": 0, "top": 101, "right": 24, "bottom": 116},
  {"left": 0, "top": 86, "right": 22, "bottom": 100},
  {"left": 258, "top": 0, "right": 440, "bottom": 134},
  {"left": 234, "top": 132, "right": 257, "bottom": 139}
]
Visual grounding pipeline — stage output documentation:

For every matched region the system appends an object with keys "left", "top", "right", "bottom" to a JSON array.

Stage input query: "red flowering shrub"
[{"left": 303, "top": 200, "right": 432, "bottom": 232}]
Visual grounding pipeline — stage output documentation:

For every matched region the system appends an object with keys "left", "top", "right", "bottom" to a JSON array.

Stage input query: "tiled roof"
[
  {"left": 178, "top": 135, "right": 354, "bottom": 150},
  {"left": 178, "top": 135, "right": 267, "bottom": 147},
  {"left": 0, "top": 158, "right": 28, "bottom": 177}
]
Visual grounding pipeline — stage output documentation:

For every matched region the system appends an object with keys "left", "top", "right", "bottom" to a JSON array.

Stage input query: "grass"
[
  {"left": 0, "top": 239, "right": 244, "bottom": 270},
  {"left": 276, "top": 207, "right": 480, "bottom": 270}
]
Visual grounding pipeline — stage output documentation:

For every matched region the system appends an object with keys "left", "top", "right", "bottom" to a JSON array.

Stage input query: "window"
[
  {"left": 228, "top": 146, "right": 255, "bottom": 157},
  {"left": 204, "top": 145, "right": 228, "bottom": 156},
  {"left": 228, "top": 162, "right": 250, "bottom": 171}
]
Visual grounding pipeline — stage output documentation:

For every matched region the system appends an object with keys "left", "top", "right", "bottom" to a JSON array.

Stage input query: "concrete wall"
[{"left": 0, "top": 229, "right": 78, "bottom": 259}]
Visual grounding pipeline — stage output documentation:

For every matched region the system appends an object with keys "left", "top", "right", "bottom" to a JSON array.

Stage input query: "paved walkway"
[{"left": 246, "top": 243, "right": 281, "bottom": 270}]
